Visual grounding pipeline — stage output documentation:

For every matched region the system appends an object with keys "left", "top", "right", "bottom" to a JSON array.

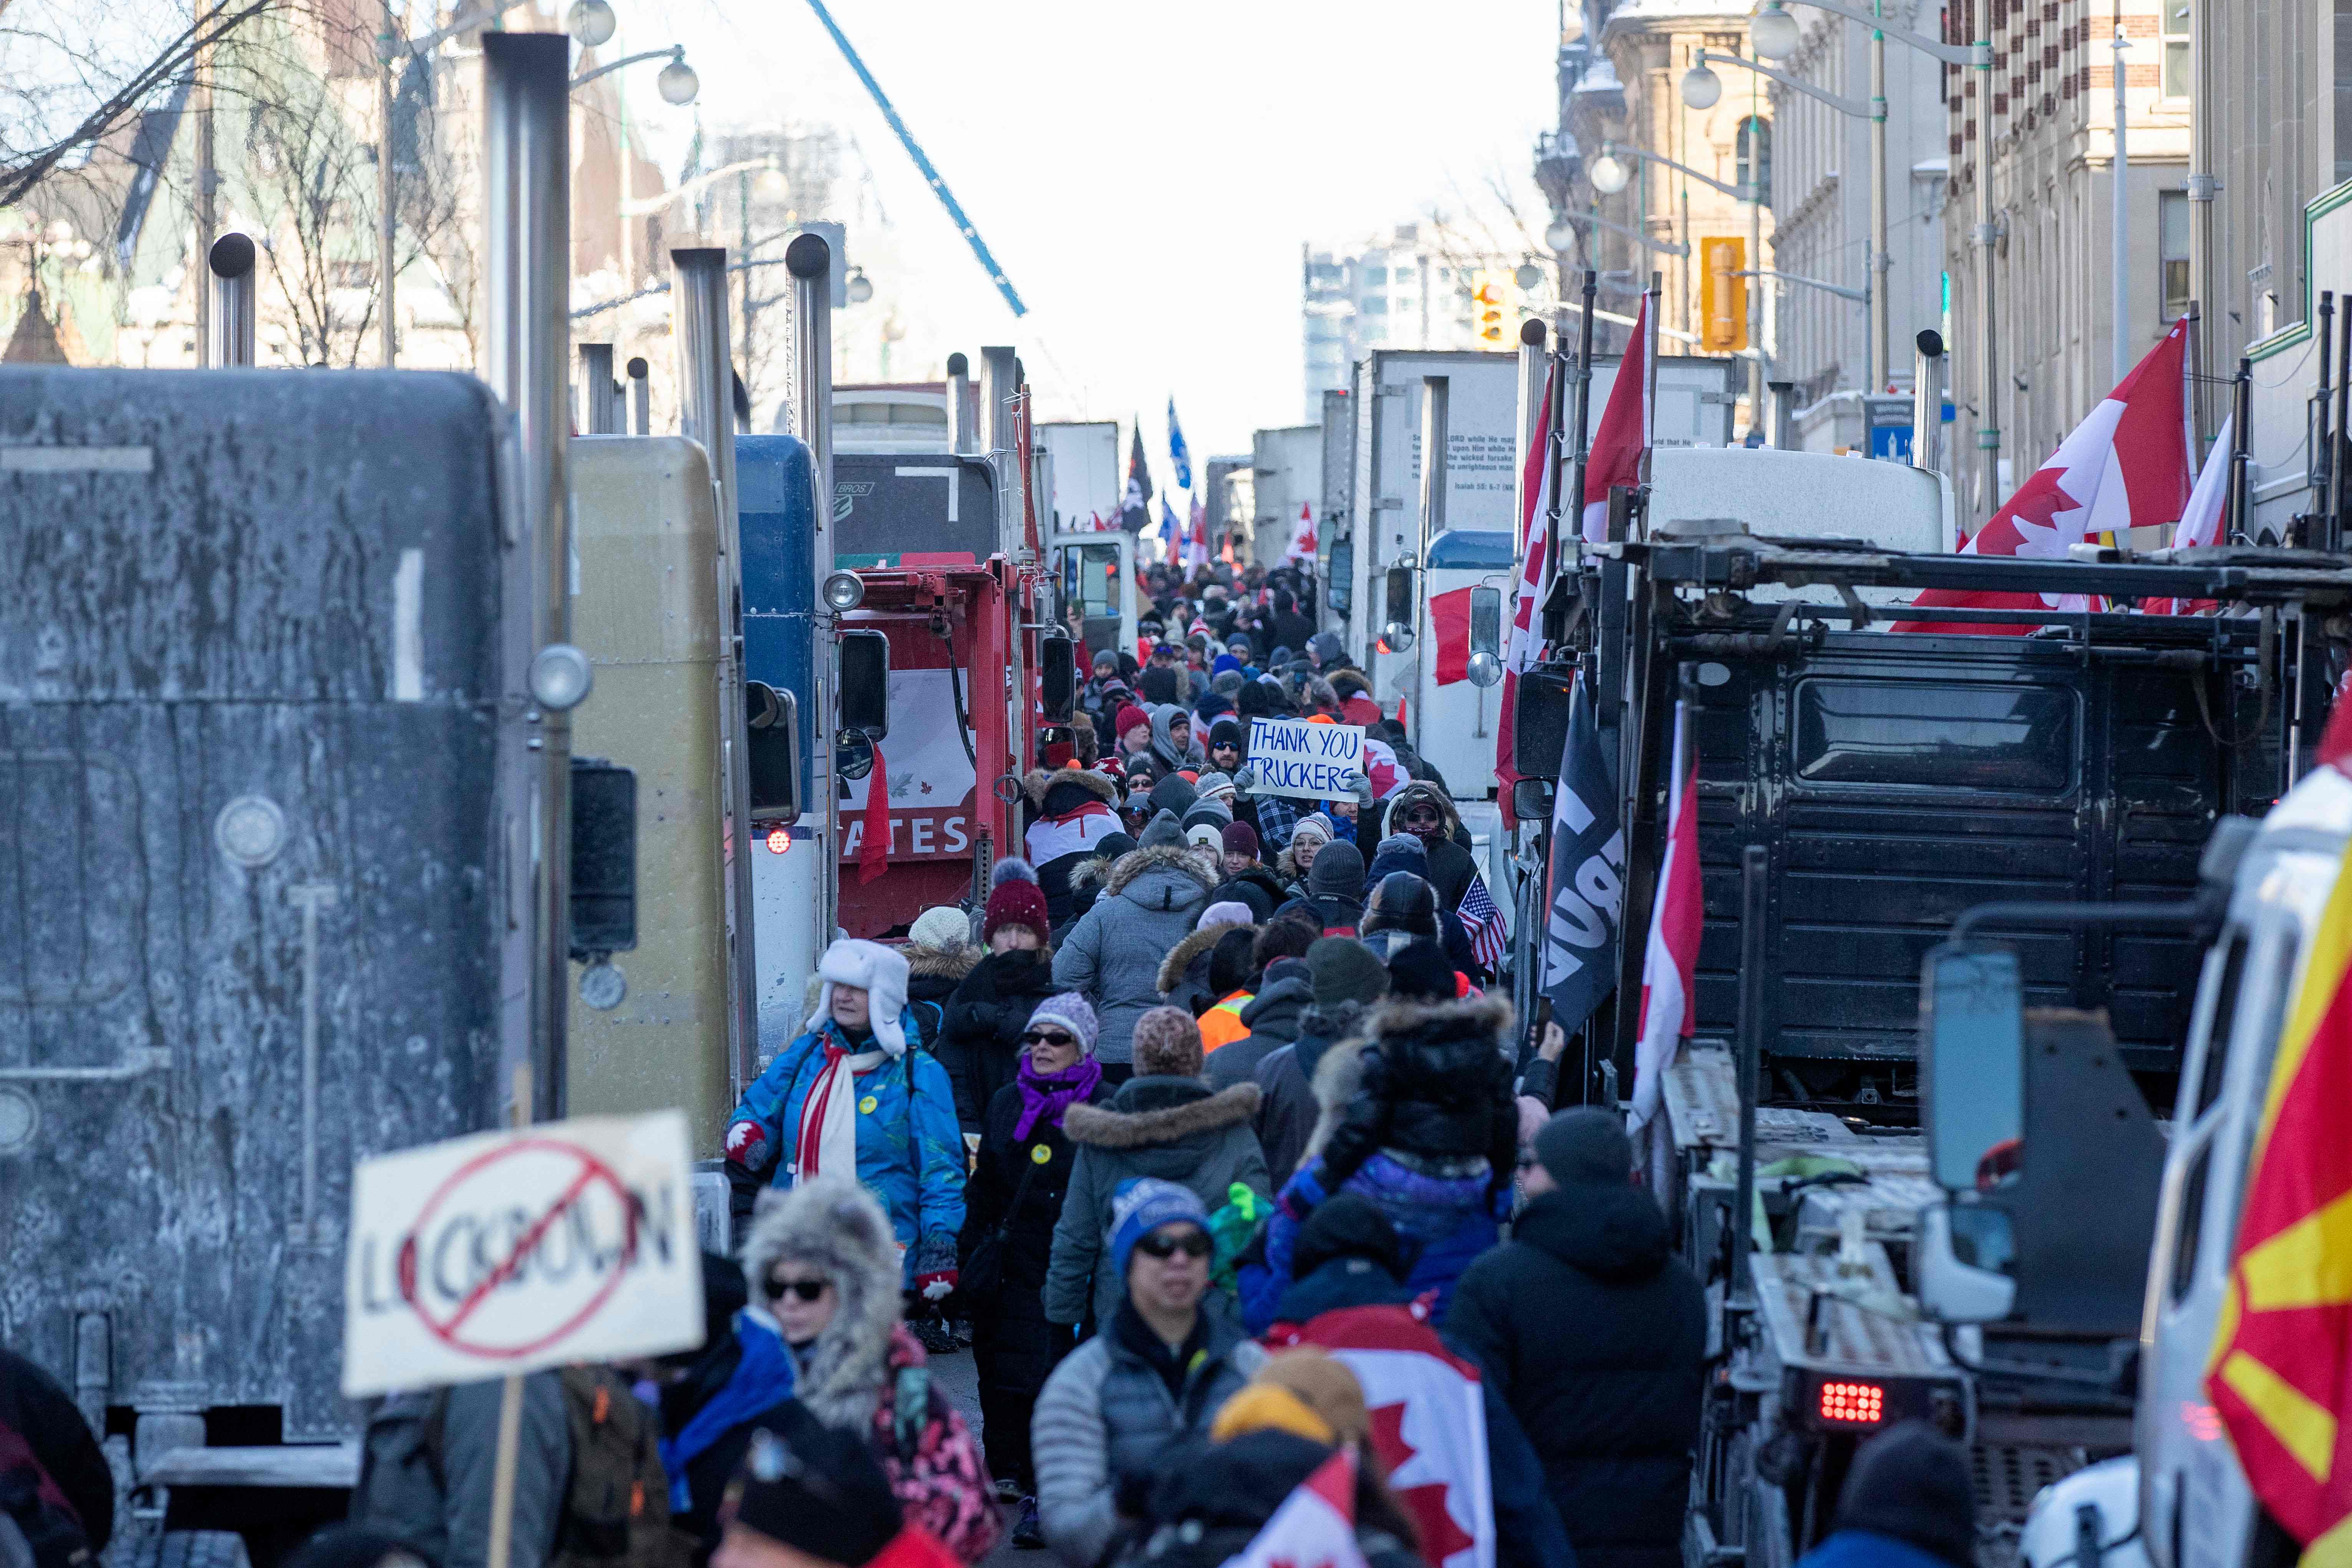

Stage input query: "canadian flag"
[
  {"left": 2145, "top": 414, "right": 2234, "bottom": 617},
  {"left": 1226, "top": 1449, "right": 1370, "bottom": 1568},
  {"left": 1582, "top": 292, "right": 1654, "bottom": 544},
  {"left": 1895, "top": 319, "right": 2193, "bottom": 634},
  {"left": 1629, "top": 700, "right": 1699, "bottom": 1133},
  {"left": 1495, "top": 362, "right": 1561, "bottom": 828},
  {"left": 1286, "top": 502, "right": 1318, "bottom": 564},
  {"left": 1186, "top": 497, "right": 1209, "bottom": 573},
  {"left": 1268, "top": 1305, "right": 1495, "bottom": 1568}
]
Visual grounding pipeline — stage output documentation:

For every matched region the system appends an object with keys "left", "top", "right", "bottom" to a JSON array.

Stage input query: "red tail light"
[{"left": 1819, "top": 1381, "right": 1885, "bottom": 1425}]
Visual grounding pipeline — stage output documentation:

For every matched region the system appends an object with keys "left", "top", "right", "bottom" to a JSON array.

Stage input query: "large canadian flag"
[
  {"left": 1227, "top": 1450, "right": 1369, "bottom": 1568},
  {"left": 1285, "top": 502, "right": 1318, "bottom": 564},
  {"left": 1629, "top": 700, "right": 1699, "bottom": 1134},
  {"left": 1582, "top": 293, "right": 1654, "bottom": 544},
  {"left": 1895, "top": 319, "right": 2193, "bottom": 634},
  {"left": 1496, "top": 362, "right": 1561, "bottom": 827}
]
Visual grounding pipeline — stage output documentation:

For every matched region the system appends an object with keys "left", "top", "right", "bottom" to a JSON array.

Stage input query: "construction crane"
[{"left": 801, "top": 0, "right": 1029, "bottom": 318}]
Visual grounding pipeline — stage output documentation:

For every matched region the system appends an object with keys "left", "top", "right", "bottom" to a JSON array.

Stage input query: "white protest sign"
[
  {"left": 1247, "top": 717, "right": 1366, "bottom": 801},
  {"left": 342, "top": 1110, "right": 703, "bottom": 1397}
]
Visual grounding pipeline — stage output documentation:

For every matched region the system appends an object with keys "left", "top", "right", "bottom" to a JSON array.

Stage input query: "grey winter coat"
[
  {"left": 1204, "top": 970, "right": 1314, "bottom": 1091},
  {"left": 1043, "top": 1076, "right": 1272, "bottom": 1329},
  {"left": 1052, "top": 844, "right": 1218, "bottom": 1063},
  {"left": 1031, "top": 1305, "right": 1267, "bottom": 1568},
  {"left": 351, "top": 1376, "right": 571, "bottom": 1568}
]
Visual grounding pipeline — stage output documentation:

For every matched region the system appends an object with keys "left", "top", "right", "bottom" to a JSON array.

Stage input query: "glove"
[
  {"left": 917, "top": 1271, "right": 957, "bottom": 1301},
  {"left": 1339, "top": 769, "right": 1372, "bottom": 806},
  {"left": 1231, "top": 763, "right": 1258, "bottom": 797},
  {"left": 724, "top": 1120, "right": 769, "bottom": 1171}
]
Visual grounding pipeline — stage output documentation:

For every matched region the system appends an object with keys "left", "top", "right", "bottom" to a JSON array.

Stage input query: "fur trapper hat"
[
  {"left": 738, "top": 1177, "right": 904, "bottom": 1430},
  {"left": 802, "top": 938, "right": 912, "bottom": 1056}
]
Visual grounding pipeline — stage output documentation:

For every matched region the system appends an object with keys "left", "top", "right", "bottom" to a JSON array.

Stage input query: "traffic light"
[
  {"left": 1699, "top": 237, "right": 1748, "bottom": 353},
  {"left": 1473, "top": 271, "right": 1509, "bottom": 345}
]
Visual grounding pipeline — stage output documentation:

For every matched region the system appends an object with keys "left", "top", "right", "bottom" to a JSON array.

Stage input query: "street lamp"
[
  {"left": 847, "top": 267, "right": 873, "bottom": 305},
  {"left": 565, "top": 0, "right": 615, "bottom": 47},
  {"left": 570, "top": 45, "right": 699, "bottom": 106},
  {"left": 1750, "top": 2, "right": 1802, "bottom": 62},
  {"left": 1543, "top": 219, "right": 1577, "bottom": 253},
  {"left": 1680, "top": 62, "right": 1723, "bottom": 110},
  {"left": 1588, "top": 153, "right": 1630, "bottom": 196}
]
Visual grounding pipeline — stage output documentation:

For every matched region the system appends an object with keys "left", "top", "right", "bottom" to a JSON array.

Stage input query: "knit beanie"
[
  {"left": 1222, "top": 821, "right": 1260, "bottom": 858},
  {"left": 1186, "top": 822, "right": 1225, "bottom": 853},
  {"left": 1251, "top": 1348, "right": 1371, "bottom": 1448},
  {"left": 1307, "top": 936, "right": 1391, "bottom": 1010},
  {"left": 731, "top": 1403, "right": 903, "bottom": 1567},
  {"left": 1183, "top": 797, "right": 1234, "bottom": 830},
  {"left": 1199, "top": 900, "right": 1256, "bottom": 930},
  {"left": 981, "top": 880, "right": 1051, "bottom": 947},
  {"left": 1194, "top": 770, "right": 1236, "bottom": 803},
  {"left": 1384, "top": 937, "right": 1455, "bottom": 1002},
  {"left": 1093, "top": 830, "right": 1138, "bottom": 863},
  {"left": 907, "top": 906, "right": 970, "bottom": 950},
  {"left": 1290, "top": 813, "right": 1336, "bottom": 853},
  {"left": 1208, "top": 716, "right": 1246, "bottom": 751},
  {"left": 1115, "top": 703, "right": 1152, "bottom": 741},
  {"left": 1107, "top": 1176, "right": 1210, "bottom": 1281},
  {"left": 1132, "top": 1005, "right": 1205, "bottom": 1077},
  {"left": 1150, "top": 774, "right": 1199, "bottom": 820},
  {"left": 1533, "top": 1106, "right": 1635, "bottom": 1186},
  {"left": 1307, "top": 840, "right": 1366, "bottom": 901},
  {"left": 1832, "top": 1422, "right": 1978, "bottom": 1568},
  {"left": 991, "top": 855, "right": 1039, "bottom": 887},
  {"left": 1024, "top": 992, "right": 1100, "bottom": 1056},
  {"left": 1139, "top": 810, "right": 1188, "bottom": 848}
]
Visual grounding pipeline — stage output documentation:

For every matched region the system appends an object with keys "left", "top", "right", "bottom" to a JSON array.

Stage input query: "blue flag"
[
  {"left": 1168, "top": 398, "right": 1193, "bottom": 491},
  {"left": 1541, "top": 675, "right": 1624, "bottom": 1035},
  {"left": 1159, "top": 497, "right": 1182, "bottom": 547}
]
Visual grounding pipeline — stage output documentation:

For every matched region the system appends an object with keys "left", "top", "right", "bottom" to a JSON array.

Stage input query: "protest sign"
[
  {"left": 1246, "top": 717, "right": 1365, "bottom": 801},
  {"left": 343, "top": 1109, "right": 702, "bottom": 1397}
]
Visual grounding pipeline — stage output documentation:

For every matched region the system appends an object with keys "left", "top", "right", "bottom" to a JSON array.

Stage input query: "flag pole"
[{"left": 1560, "top": 269, "right": 1598, "bottom": 570}]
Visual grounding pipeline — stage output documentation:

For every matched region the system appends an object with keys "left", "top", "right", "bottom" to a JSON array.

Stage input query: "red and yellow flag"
[{"left": 2208, "top": 817, "right": 2352, "bottom": 1562}]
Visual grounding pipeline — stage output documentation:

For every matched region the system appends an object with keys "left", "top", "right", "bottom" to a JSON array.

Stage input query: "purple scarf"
[{"left": 1014, "top": 1054, "right": 1103, "bottom": 1140}]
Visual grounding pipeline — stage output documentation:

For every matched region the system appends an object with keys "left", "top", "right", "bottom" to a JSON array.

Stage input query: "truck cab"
[{"left": 1049, "top": 529, "right": 1137, "bottom": 661}]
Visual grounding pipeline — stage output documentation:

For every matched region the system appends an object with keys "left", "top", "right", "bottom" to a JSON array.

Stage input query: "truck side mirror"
[
  {"left": 1467, "top": 584, "right": 1503, "bottom": 687},
  {"left": 746, "top": 681, "right": 802, "bottom": 822},
  {"left": 1041, "top": 635, "right": 1077, "bottom": 723},
  {"left": 1920, "top": 942, "right": 2024, "bottom": 1192},
  {"left": 840, "top": 630, "right": 890, "bottom": 740},
  {"left": 569, "top": 755, "right": 637, "bottom": 962},
  {"left": 1511, "top": 777, "right": 1552, "bottom": 822},
  {"left": 1382, "top": 565, "right": 1416, "bottom": 652}
]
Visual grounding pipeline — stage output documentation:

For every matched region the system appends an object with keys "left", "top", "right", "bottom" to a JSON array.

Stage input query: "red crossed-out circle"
[{"left": 395, "top": 1136, "right": 641, "bottom": 1361}]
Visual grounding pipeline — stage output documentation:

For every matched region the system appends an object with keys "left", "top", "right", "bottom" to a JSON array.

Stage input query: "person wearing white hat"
[{"left": 726, "top": 939, "right": 967, "bottom": 1301}]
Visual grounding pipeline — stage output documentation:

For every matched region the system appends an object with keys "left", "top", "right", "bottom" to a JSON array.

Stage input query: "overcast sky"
[{"left": 600, "top": 0, "right": 1560, "bottom": 492}]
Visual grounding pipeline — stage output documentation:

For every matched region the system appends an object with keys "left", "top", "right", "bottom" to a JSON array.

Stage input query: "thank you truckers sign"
[
  {"left": 342, "top": 1111, "right": 703, "bottom": 1396},
  {"left": 1247, "top": 718, "right": 1364, "bottom": 801}
]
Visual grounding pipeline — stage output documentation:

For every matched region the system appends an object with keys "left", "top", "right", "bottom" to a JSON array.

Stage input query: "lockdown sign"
[
  {"left": 1247, "top": 718, "right": 1365, "bottom": 801},
  {"left": 342, "top": 1111, "right": 702, "bottom": 1397}
]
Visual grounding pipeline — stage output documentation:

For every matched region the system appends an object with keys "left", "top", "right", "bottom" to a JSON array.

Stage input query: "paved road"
[{"left": 927, "top": 1339, "right": 1033, "bottom": 1567}]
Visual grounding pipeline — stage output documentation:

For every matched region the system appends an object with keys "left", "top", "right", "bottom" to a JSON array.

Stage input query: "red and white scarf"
[{"left": 793, "top": 1038, "right": 886, "bottom": 1182}]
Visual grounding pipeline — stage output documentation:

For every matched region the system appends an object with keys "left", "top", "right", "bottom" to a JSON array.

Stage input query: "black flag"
[
  {"left": 1120, "top": 418, "right": 1153, "bottom": 533},
  {"left": 1541, "top": 675, "right": 1624, "bottom": 1033}
]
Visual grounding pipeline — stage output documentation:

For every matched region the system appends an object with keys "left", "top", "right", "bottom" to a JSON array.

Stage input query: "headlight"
[{"left": 822, "top": 570, "right": 866, "bottom": 612}]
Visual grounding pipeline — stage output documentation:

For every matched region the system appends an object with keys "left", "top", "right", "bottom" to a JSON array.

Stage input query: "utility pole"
[
  {"left": 194, "top": 2, "right": 215, "bottom": 368},
  {"left": 378, "top": 1, "right": 398, "bottom": 368},
  {"left": 1870, "top": 2, "right": 1889, "bottom": 393},
  {"left": 2112, "top": 15, "right": 2130, "bottom": 384},
  {"left": 1974, "top": 18, "right": 2000, "bottom": 506}
]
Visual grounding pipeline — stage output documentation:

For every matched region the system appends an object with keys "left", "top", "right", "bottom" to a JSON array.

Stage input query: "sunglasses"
[
  {"left": 1399, "top": 807, "right": 1441, "bottom": 824},
  {"left": 763, "top": 1276, "right": 831, "bottom": 1303},
  {"left": 1135, "top": 1229, "right": 1212, "bottom": 1261},
  {"left": 1021, "top": 1029, "right": 1077, "bottom": 1049}
]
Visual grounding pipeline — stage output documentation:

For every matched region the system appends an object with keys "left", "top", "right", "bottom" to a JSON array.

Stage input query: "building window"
[
  {"left": 2161, "top": 1, "right": 2190, "bottom": 99},
  {"left": 1363, "top": 266, "right": 1387, "bottom": 285},
  {"left": 2160, "top": 191, "right": 2191, "bottom": 320},
  {"left": 1737, "top": 116, "right": 1772, "bottom": 204},
  {"left": 1363, "top": 296, "right": 1389, "bottom": 315}
]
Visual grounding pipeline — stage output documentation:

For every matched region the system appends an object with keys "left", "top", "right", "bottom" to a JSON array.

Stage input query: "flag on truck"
[
  {"left": 2207, "top": 723, "right": 2352, "bottom": 1553},
  {"left": 1495, "top": 360, "right": 1560, "bottom": 827},
  {"left": 1629, "top": 698, "right": 1698, "bottom": 1133},
  {"left": 2145, "top": 414, "right": 2233, "bottom": 617},
  {"left": 1541, "top": 675, "right": 1624, "bottom": 1038},
  {"left": 1168, "top": 397, "right": 1194, "bottom": 491},
  {"left": 1582, "top": 292, "right": 1653, "bottom": 544},
  {"left": 1895, "top": 319, "right": 2191, "bottom": 634},
  {"left": 1122, "top": 419, "right": 1153, "bottom": 532},
  {"left": 1187, "top": 497, "right": 1210, "bottom": 573}
]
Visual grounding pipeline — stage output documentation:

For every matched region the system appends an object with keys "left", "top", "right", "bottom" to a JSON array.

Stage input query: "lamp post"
[{"left": 570, "top": 44, "right": 700, "bottom": 103}]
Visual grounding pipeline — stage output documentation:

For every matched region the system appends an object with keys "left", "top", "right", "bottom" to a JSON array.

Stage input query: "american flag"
[{"left": 1460, "top": 870, "right": 1508, "bottom": 971}]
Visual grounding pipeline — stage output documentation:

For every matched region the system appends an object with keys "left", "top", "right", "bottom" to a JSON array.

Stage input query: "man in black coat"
[{"left": 1443, "top": 1108, "right": 1706, "bottom": 1568}]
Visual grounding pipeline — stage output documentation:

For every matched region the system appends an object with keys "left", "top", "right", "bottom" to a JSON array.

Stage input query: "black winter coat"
[
  {"left": 960, "top": 1077, "right": 1114, "bottom": 1412},
  {"left": 903, "top": 940, "right": 979, "bottom": 1054},
  {"left": 938, "top": 949, "right": 1061, "bottom": 1133},
  {"left": 1442, "top": 1184, "right": 1707, "bottom": 1568},
  {"left": 656, "top": 1338, "right": 796, "bottom": 1568}
]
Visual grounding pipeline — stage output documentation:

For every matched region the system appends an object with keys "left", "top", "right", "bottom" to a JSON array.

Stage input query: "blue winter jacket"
[
  {"left": 1240, "top": 1151, "right": 1510, "bottom": 1334},
  {"left": 728, "top": 1012, "right": 967, "bottom": 1283}
]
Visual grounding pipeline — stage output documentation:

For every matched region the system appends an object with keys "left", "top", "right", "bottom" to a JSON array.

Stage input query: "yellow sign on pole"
[{"left": 1700, "top": 237, "right": 1748, "bottom": 354}]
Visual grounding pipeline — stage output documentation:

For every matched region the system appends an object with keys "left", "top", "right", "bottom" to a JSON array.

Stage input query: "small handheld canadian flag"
[{"left": 1227, "top": 1449, "right": 1369, "bottom": 1568}]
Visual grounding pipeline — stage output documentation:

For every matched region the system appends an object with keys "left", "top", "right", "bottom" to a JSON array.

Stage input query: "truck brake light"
[
  {"left": 1819, "top": 1381, "right": 1884, "bottom": 1425},
  {"left": 766, "top": 827, "right": 791, "bottom": 855}
]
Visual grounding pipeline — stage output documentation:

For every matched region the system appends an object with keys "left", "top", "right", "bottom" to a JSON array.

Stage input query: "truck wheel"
[{"left": 154, "top": 1531, "right": 252, "bottom": 1568}]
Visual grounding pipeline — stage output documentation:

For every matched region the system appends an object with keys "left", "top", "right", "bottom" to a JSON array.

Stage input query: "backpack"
[
  {"left": 0, "top": 1422, "right": 91, "bottom": 1568},
  {"left": 425, "top": 1368, "right": 687, "bottom": 1568}
]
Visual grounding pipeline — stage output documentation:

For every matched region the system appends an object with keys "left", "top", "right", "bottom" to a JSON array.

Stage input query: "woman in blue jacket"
[{"left": 725, "top": 938, "right": 967, "bottom": 1300}]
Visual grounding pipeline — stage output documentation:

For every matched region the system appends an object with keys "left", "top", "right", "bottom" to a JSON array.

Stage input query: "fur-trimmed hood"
[
  {"left": 1025, "top": 764, "right": 1120, "bottom": 811},
  {"left": 738, "top": 1177, "right": 904, "bottom": 1431},
  {"left": 1155, "top": 921, "right": 1245, "bottom": 995},
  {"left": 1069, "top": 854, "right": 1119, "bottom": 895},
  {"left": 903, "top": 939, "right": 980, "bottom": 984},
  {"left": 1062, "top": 1078, "right": 1262, "bottom": 1150},
  {"left": 1304, "top": 992, "right": 1515, "bottom": 1163},
  {"left": 1104, "top": 842, "right": 1219, "bottom": 900}
]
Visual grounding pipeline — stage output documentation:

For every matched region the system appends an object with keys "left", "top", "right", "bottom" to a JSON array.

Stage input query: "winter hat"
[
  {"left": 1207, "top": 716, "right": 1246, "bottom": 751},
  {"left": 1222, "top": 821, "right": 1260, "bottom": 858},
  {"left": 1306, "top": 840, "right": 1367, "bottom": 901},
  {"left": 1384, "top": 937, "right": 1456, "bottom": 1002},
  {"left": 907, "top": 906, "right": 970, "bottom": 950},
  {"left": 1150, "top": 773, "right": 1200, "bottom": 820},
  {"left": 1250, "top": 1348, "right": 1371, "bottom": 1449},
  {"left": 1290, "top": 813, "right": 1337, "bottom": 853},
  {"left": 1184, "top": 823, "right": 1223, "bottom": 854},
  {"left": 1832, "top": 1422, "right": 1978, "bottom": 1568},
  {"left": 1108, "top": 1175, "right": 1210, "bottom": 1280},
  {"left": 1025, "top": 992, "right": 1100, "bottom": 1056},
  {"left": 1207, "top": 927, "right": 1260, "bottom": 998},
  {"left": 1307, "top": 937, "right": 1391, "bottom": 1009},
  {"left": 1533, "top": 1106, "right": 1636, "bottom": 1187},
  {"left": 1116, "top": 703, "right": 1153, "bottom": 741},
  {"left": 1289, "top": 1190, "right": 1408, "bottom": 1284},
  {"left": 803, "top": 938, "right": 912, "bottom": 1055},
  {"left": 1364, "top": 871, "right": 1439, "bottom": 938},
  {"left": 731, "top": 1402, "right": 903, "bottom": 1567},
  {"left": 982, "top": 879, "right": 1051, "bottom": 947},
  {"left": 1183, "top": 798, "right": 1234, "bottom": 831},
  {"left": 992, "top": 855, "right": 1039, "bottom": 887},
  {"left": 1132, "top": 1005, "right": 1205, "bottom": 1078},
  {"left": 1208, "top": 1383, "right": 1337, "bottom": 1447},
  {"left": 1094, "top": 830, "right": 1138, "bottom": 862},
  {"left": 1139, "top": 810, "right": 1188, "bottom": 849},
  {"left": 1199, "top": 900, "right": 1257, "bottom": 930},
  {"left": 1194, "top": 770, "right": 1237, "bottom": 804}
]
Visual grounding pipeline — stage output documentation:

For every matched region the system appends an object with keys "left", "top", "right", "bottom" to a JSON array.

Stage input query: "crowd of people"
[{"left": 3, "top": 564, "right": 1979, "bottom": 1568}]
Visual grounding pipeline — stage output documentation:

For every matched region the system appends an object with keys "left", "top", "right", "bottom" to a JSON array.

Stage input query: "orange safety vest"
[{"left": 1199, "top": 990, "right": 1253, "bottom": 1052}]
